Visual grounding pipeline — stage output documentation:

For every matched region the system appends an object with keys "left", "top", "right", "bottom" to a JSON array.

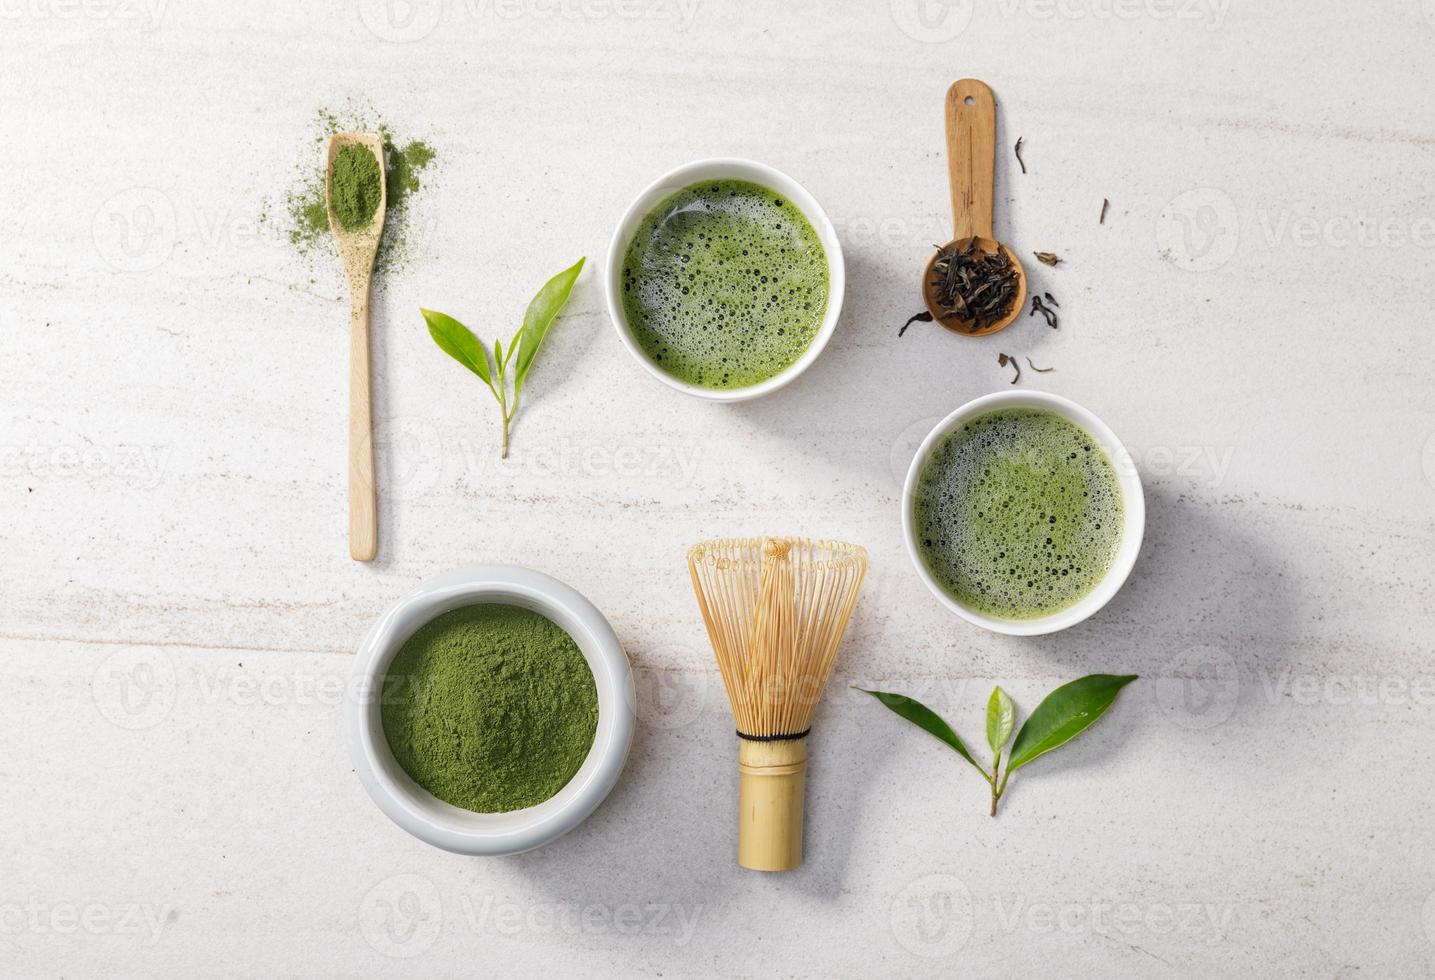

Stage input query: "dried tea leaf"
[
  {"left": 998, "top": 352, "right": 1020, "bottom": 384},
  {"left": 899, "top": 310, "right": 934, "bottom": 337}
]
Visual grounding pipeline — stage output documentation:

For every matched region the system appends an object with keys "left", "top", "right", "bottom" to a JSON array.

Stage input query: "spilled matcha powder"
[
  {"left": 329, "top": 144, "right": 382, "bottom": 231},
  {"left": 381, "top": 604, "right": 599, "bottom": 813},
  {"left": 275, "top": 106, "right": 436, "bottom": 276}
]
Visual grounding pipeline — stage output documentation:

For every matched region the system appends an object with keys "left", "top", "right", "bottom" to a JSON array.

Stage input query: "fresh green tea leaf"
[
  {"left": 858, "top": 688, "right": 986, "bottom": 776},
  {"left": 986, "top": 686, "right": 1015, "bottom": 756},
  {"left": 514, "top": 257, "right": 585, "bottom": 392},
  {"left": 423, "top": 308, "right": 492, "bottom": 387},
  {"left": 1007, "top": 674, "right": 1138, "bottom": 773},
  {"left": 421, "top": 258, "right": 585, "bottom": 459}
]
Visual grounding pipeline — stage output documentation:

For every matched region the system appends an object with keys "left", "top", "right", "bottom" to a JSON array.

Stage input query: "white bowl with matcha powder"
[{"left": 347, "top": 565, "right": 635, "bottom": 855}]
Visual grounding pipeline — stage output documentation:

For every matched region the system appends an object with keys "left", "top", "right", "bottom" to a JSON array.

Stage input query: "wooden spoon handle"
[
  {"left": 348, "top": 280, "right": 377, "bottom": 562},
  {"left": 943, "top": 79, "right": 996, "bottom": 241}
]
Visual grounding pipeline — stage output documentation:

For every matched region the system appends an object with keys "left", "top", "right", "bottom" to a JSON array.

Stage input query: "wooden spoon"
[
  {"left": 922, "top": 79, "right": 1026, "bottom": 337},
  {"left": 325, "top": 133, "right": 386, "bottom": 562}
]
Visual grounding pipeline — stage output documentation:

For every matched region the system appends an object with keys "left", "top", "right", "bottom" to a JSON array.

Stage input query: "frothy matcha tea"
[
  {"left": 913, "top": 408, "right": 1123, "bottom": 619},
  {"left": 620, "top": 179, "right": 828, "bottom": 389}
]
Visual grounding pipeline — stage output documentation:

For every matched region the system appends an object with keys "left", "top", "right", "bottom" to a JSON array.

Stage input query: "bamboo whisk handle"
[{"left": 737, "top": 737, "right": 807, "bottom": 872}]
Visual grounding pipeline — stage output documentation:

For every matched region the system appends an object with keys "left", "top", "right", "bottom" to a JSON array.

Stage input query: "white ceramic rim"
[
  {"left": 604, "top": 157, "right": 846, "bottom": 402},
  {"left": 900, "top": 390, "right": 1146, "bottom": 636},
  {"left": 346, "top": 565, "right": 636, "bottom": 855}
]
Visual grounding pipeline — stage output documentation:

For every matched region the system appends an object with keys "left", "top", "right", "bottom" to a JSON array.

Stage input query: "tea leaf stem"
[
  {"left": 497, "top": 383, "right": 511, "bottom": 459},
  {"left": 988, "top": 752, "right": 1003, "bottom": 816}
]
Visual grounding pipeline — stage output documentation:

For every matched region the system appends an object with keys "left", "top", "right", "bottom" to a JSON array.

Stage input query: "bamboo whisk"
[{"left": 688, "top": 537, "right": 868, "bottom": 871}]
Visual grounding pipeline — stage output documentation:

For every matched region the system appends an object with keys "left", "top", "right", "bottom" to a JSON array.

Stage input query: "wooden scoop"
[
  {"left": 922, "top": 79, "right": 1026, "bottom": 336},
  {"left": 325, "top": 133, "right": 386, "bottom": 562}
]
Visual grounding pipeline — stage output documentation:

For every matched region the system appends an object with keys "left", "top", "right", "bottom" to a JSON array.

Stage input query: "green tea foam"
[
  {"left": 913, "top": 408, "right": 1123, "bottom": 619},
  {"left": 620, "top": 178, "right": 828, "bottom": 390}
]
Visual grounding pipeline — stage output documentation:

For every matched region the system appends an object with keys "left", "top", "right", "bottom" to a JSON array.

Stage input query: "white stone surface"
[{"left": 4, "top": 0, "right": 1435, "bottom": 975}]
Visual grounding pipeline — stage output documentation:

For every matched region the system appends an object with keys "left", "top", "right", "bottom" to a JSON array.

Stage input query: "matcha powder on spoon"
[
  {"left": 330, "top": 143, "right": 382, "bottom": 230},
  {"left": 381, "top": 604, "right": 599, "bottom": 813},
  {"left": 270, "top": 107, "right": 437, "bottom": 275}
]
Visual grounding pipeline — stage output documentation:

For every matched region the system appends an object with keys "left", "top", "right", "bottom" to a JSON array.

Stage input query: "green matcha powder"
[
  {"left": 330, "top": 144, "right": 382, "bottom": 230},
  {"left": 272, "top": 107, "right": 437, "bottom": 276},
  {"left": 381, "top": 604, "right": 599, "bottom": 813}
]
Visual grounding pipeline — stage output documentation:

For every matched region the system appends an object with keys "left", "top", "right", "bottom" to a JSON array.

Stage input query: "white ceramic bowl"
[
  {"left": 901, "top": 390, "right": 1145, "bottom": 636},
  {"left": 604, "top": 157, "right": 845, "bottom": 402},
  {"left": 347, "top": 565, "right": 635, "bottom": 855}
]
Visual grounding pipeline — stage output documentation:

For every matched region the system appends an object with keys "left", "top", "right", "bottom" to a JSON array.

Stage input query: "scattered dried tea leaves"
[
  {"left": 998, "top": 352, "right": 1021, "bottom": 385},
  {"left": 1034, "top": 251, "right": 1061, "bottom": 266},
  {"left": 1026, "top": 357, "right": 1054, "bottom": 373},
  {"left": 1029, "top": 295, "right": 1059, "bottom": 329},
  {"left": 1043, "top": 291, "right": 1059, "bottom": 307},
  {"left": 1099, "top": 198, "right": 1110, "bottom": 224},
  {"left": 1014, "top": 137, "right": 1027, "bottom": 174},
  {"left": 929, "top": 239, "right": 1020, "bottom": 331}
]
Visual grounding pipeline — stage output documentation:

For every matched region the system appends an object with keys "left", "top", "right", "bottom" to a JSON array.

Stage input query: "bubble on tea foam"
[
  {"left": 913, "top": 409, "right": 1123, "bottom": 619},
  {"left": 620, "top": 179, "right": 829, "bottom": 390}
]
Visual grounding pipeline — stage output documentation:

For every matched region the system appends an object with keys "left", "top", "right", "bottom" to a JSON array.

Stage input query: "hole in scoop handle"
[{"left": 944, "top": 79, "right": 996, "bottom": 241}]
